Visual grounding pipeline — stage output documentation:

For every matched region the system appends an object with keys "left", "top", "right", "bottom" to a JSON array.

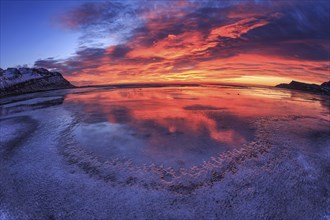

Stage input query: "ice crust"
[{"left": 0, "top": 86, "right": 329, "bottom": 219}]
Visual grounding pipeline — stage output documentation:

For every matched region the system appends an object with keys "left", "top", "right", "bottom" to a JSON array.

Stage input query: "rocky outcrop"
[
  {"left": 276, "top": 80, "right": 330, "bottom": 96},
  {"left": 0, "top": 68, "right": 74, "bottom": 97},
  {"left": 321, "top": 81, "right": 330, "bottom": 88}
]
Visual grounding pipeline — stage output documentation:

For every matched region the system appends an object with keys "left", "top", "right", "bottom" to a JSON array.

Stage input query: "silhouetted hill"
[{"left": 276, "top": 80, "right": 330, "bottom": 96}]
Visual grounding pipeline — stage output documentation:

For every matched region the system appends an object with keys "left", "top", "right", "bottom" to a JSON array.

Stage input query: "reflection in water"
[{"left": 61, "top": 86, "right": 327, "bottom": 169}]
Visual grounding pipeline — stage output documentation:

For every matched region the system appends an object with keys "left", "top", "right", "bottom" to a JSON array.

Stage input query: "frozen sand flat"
[
  {"left": 0, "top": 85, "right": 329, "bottom": 219},
  {"left": 0, "top": 97, "right": 64, "bottom": 116}
]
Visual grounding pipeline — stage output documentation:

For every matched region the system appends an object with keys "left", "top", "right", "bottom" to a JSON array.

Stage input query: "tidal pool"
[
  {"left": 1, "top": 85, "right": 328, "bottom": 169},
  {"left": 52, "top": 85, "right": 328, "bottom": 169}
]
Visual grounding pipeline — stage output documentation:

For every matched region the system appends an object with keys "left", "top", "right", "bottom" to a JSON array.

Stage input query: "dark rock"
[
  {"left": 276, "top": 80, "right": 330, "bottom": 96},
  {"left": 0, "top": 67, "right": 75, "bottom": 97},
  {"left": 321, "top": 81, "right": 330, "bottom": 88}
]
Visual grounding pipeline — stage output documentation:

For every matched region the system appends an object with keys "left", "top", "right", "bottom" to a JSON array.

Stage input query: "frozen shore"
[{"left": 0, "top": 86, "right": 329, "bottom": 219}]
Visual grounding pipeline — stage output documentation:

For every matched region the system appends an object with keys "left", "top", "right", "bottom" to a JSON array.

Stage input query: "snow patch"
[
  {"left": 0, "top": 68, "right": 46, "bottom": 89},
  {"left": 0, "top": 208, "right": 12, "bottom": 220}
]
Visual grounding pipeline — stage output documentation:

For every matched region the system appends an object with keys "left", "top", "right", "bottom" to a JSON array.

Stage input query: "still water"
[{"left": 1, "top": 85, "right": 329, "bottom": 169}]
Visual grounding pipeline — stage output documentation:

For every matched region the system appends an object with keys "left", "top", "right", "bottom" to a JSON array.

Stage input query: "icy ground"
[{"left": 0, "top": 85, "right": 329, "bottom": 219}]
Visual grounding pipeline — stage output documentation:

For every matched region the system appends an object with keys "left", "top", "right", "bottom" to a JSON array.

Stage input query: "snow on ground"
[
  {"left": 0, "top": 68, "right": 47, "bottom": 90},
  {"left": 0, "top": 97, "right": 64, "bottom": 116},
  {"left": 0, "top": 86, "right": 329, "bottom": 219},
  {"left": 2, "top": 97, "right": 63, "bottom": 108}
]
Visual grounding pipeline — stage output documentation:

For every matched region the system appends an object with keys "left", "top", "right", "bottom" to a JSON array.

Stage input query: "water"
[{"left": 1, "top": 85, "right": 329, "bottom": 169}]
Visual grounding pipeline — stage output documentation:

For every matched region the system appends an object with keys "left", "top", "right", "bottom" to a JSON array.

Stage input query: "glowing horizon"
[{"left": 1, "top": 0, "right": 329, "bottom": 86}]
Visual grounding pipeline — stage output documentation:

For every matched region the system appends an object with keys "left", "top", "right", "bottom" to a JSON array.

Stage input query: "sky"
[{"left": 0, "top": 0, "right": 329, "bottom": 86}]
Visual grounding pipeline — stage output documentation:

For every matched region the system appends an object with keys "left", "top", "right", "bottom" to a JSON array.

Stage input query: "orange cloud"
[{"left": 36, "top": 1, "right": 330, "bottom": 86}]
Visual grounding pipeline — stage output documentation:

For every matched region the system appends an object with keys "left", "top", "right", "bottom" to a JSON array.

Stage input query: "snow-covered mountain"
[{"left": 0, "top": 67, "right": 74, "bottom": 97}]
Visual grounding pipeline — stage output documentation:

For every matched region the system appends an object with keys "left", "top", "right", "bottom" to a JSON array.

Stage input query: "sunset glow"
[
  {"left": 2, "top": 0, "right": 329, "bottom": 86},
  {"left": 1, "top": 1, "right": 330, "bottom": 218}
]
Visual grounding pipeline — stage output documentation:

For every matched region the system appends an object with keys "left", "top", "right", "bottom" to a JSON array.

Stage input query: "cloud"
[
  {"left": 110, "top": 45, "right": 132, "bottom": 59},
  {"left": 35, "top": 0, "right": 330, "bottom": 85},
  {"left": 58, "top": 1, "right": 142, "bottom": 47}
]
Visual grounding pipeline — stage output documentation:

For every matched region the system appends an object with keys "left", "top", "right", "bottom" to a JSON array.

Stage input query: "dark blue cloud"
[
  {"left": 76, "top": 48, "right": 106, "bottom": 60},
  {"left": 111, "top": 45, "right": 132, "bottom": 59}
]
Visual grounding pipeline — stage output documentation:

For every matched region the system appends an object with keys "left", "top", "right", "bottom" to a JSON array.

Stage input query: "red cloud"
[{"left": 36, "top": 1, "right": 330, "bottom": 86}]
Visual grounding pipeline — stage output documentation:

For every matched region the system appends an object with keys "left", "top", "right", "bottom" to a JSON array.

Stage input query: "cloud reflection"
[{"left": 66, "top": 86, "right": 327, "bottom": 168}]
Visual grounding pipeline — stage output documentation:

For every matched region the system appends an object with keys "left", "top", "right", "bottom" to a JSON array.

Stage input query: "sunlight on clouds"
[
  {"left": 223, "top": 75, "right": 292, "bottom": 86},
  {"left": 34, "top": 1, "right": 329, "bottom": 86}
]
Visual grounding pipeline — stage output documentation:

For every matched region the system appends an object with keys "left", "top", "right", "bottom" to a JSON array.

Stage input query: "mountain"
[
  {"left": 0, "top": 67, "right": 74, "bottom": 97},
  {"left": 276, "top": 80, "right": 330, "bottom": 96}
]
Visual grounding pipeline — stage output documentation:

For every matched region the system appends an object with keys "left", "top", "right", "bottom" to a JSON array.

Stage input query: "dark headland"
[{"left": 276, "top": 80, "right": 330, "bottom": 96}]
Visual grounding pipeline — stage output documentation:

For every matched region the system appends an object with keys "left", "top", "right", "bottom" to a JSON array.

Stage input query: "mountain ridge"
[{"left": 0, "top": 67, "right": 74, "bottom": 97}]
